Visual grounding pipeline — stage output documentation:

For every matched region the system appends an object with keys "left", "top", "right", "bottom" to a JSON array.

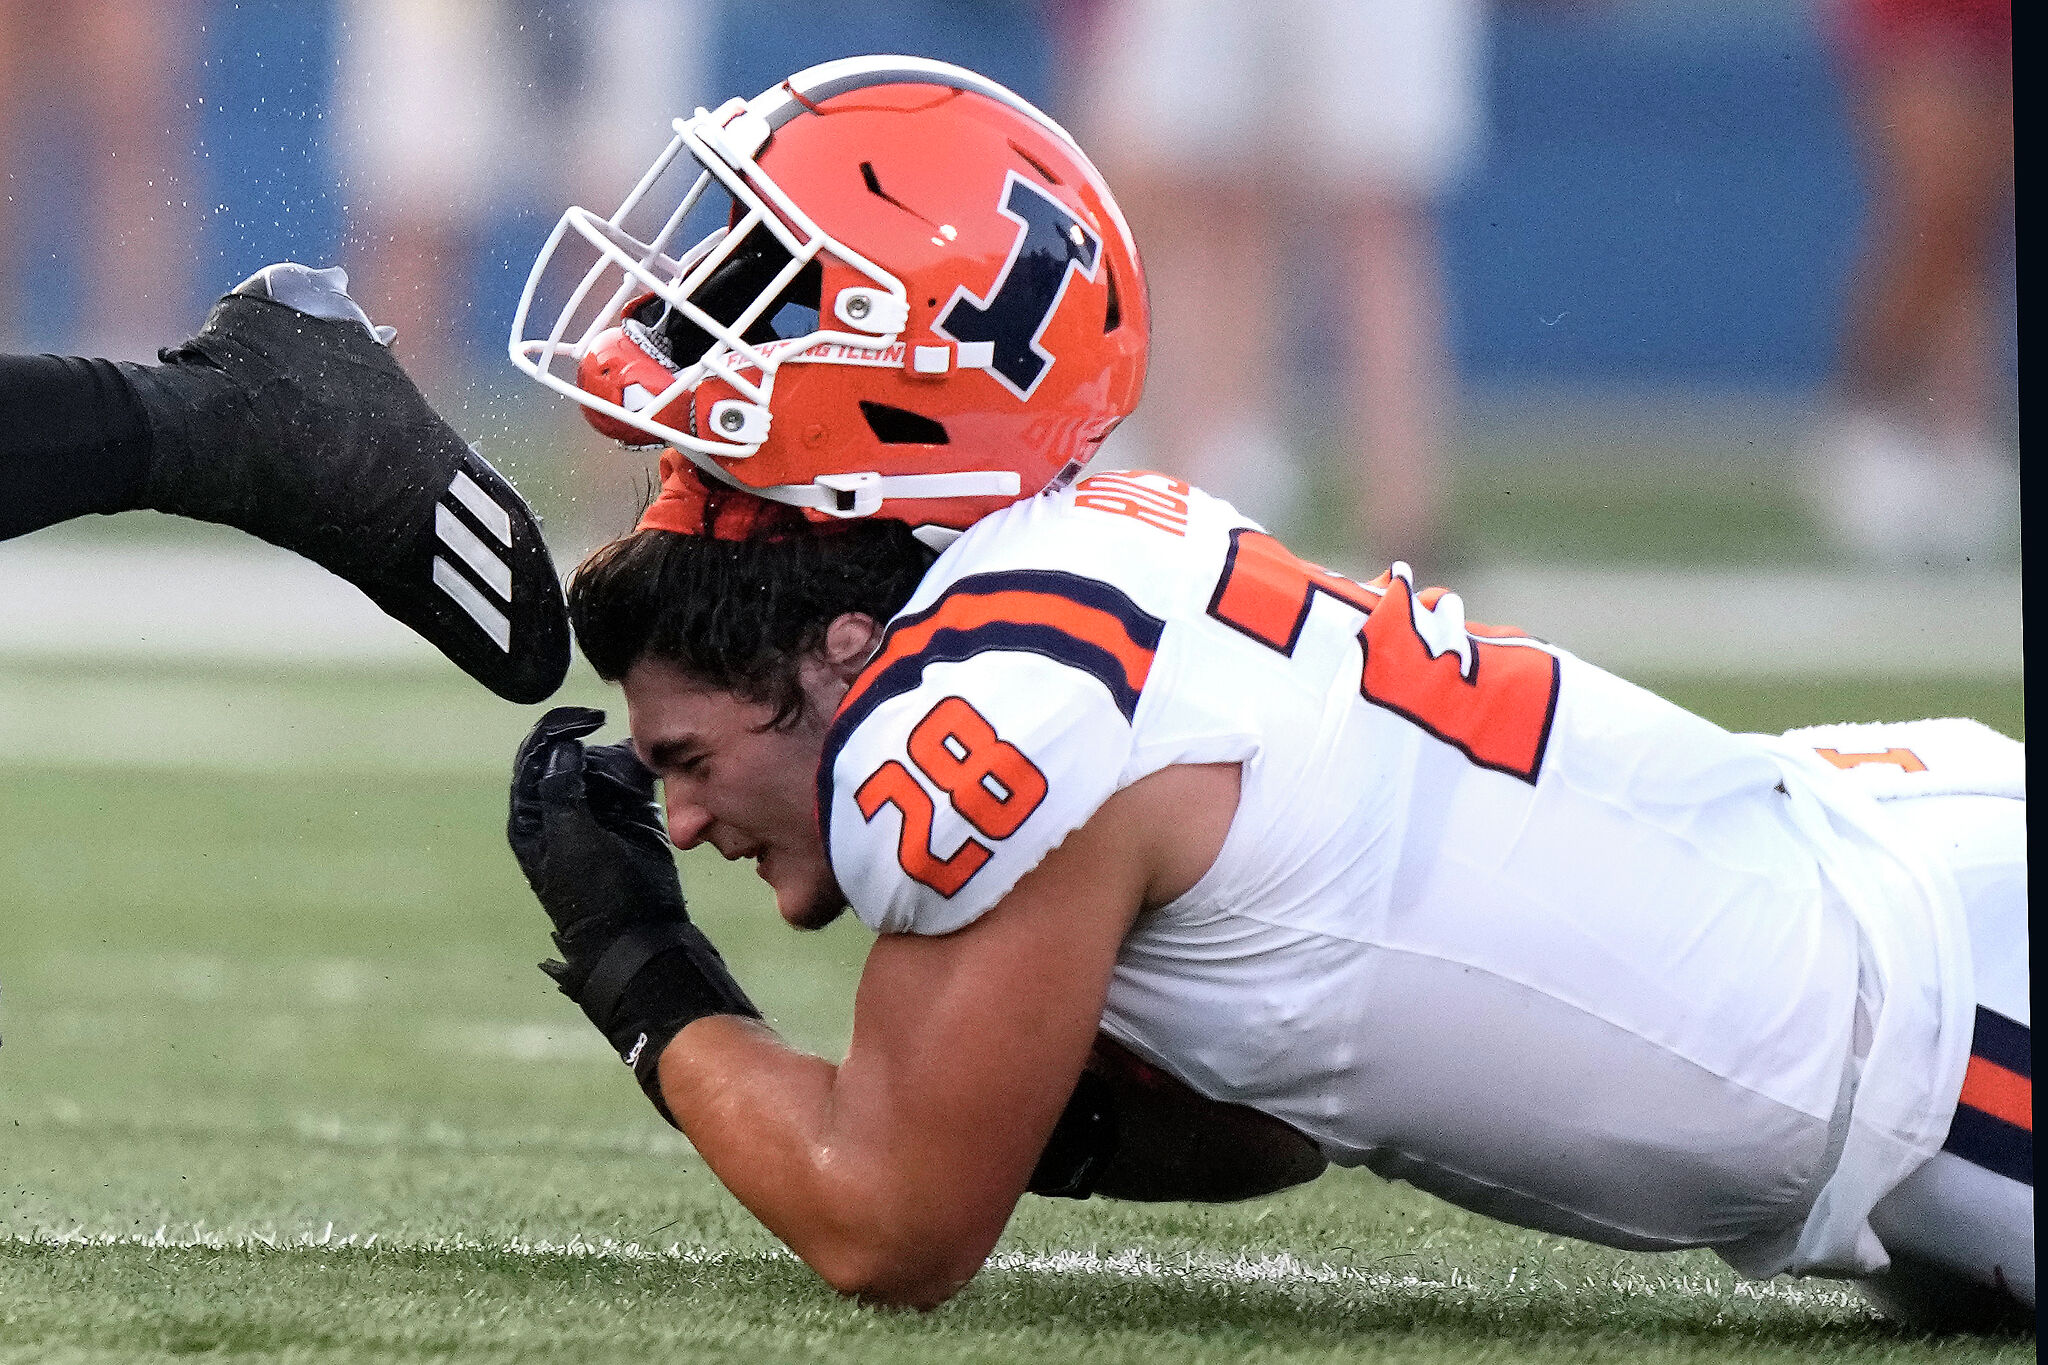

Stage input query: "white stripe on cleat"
[
  {"left": 432, "top": 557, "right": 512, "bottom": 652},
  {"left": 434, "top": 505, "right": 513, "bottom": 601},
  {"left": 447, "top": 468, "right": 513, "bottom": 547}
]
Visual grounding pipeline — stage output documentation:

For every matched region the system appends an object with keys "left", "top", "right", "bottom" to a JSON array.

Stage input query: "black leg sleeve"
[{"left": 0, "top": 353, "right": 155, "bottom": 539}]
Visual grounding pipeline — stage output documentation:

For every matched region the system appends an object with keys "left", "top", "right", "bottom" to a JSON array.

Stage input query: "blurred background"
[
  {"left": 0, "top": 0, "right": 2020, "bottom": 579},
  {"left": 0, "top": 0, "right": 2022, "bottom": 771},
  {"left": 0, "top": 0, "right": 2021, "bottom": 1282}
]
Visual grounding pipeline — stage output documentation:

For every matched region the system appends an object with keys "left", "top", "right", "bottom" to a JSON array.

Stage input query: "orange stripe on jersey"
[
  {"left": 1959, "top": 1055, "right": 2033, "bottom": 1132},
  {"left": 841, "top": 585, "right": 1157, "bottom": 721},
  {"left": 817, "top": 570, "right": 1166, "bottom": 878}
]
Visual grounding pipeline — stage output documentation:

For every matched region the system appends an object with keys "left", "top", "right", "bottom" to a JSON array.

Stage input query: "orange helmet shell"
[{"left": 513, "top": 57, "right": 1148, "bottom": 534}]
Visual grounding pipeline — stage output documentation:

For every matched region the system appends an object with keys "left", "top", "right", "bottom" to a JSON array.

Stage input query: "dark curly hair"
[{"left": 567, "top": 524, "right": 936, "bottom": 729}]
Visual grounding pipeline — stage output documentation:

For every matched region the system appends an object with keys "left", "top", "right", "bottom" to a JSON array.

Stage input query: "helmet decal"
[{"left": 933, "top": 171, "right": 1102, "bottom": 400}]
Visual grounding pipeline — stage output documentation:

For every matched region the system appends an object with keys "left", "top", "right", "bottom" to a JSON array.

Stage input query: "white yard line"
[
  {"left": 0, "top": 1226, "right": 1871, "bottom": 1308},
  {"left": 1, "top": 540, "right": 2023, "bottom": 677}
]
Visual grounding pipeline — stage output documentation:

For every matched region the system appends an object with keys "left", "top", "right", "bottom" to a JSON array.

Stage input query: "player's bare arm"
[
  {"left": 511, "top": 683, "right": 1254, "bottom": 1307},
  {"left": 650, "top": 757, "right": 1239, "bottom": 1307},
  {"left": 509, "top": 591, "right": 1307, "bottom": 1307}
]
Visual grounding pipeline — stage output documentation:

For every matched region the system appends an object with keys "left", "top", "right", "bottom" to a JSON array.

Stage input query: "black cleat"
[{"left": 121, "top": 264, "right": 570, "bottom": 703}]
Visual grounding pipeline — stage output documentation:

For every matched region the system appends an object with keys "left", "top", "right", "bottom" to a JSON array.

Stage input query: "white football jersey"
[{"left": 820, "top": 472, "right": 1980, "bottom": 1279}]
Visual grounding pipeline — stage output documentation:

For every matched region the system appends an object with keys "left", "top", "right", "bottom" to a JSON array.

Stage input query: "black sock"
[{"left": 0, "top": 353, "right": 156, "bottom": 540}]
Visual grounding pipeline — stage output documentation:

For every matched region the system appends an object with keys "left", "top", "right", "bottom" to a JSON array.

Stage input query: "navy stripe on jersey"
[
  {"left": 1969, "top": 1004, "right": 2031, "bottom": 1078},
  {"left": 1944, "top": 1106, "right": 2032, "bottom": 1186},
  {"left": 1941, "top": 1007, "right": 2033, "bottom": 1187},
  {"left": 817, "top": 569, "right": 1164, "bottom": 868}
]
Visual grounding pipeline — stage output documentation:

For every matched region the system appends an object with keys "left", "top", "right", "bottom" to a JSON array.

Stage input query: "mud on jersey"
[{"left": 819, "top": 471, "right": 1980, "bottom": 1281}]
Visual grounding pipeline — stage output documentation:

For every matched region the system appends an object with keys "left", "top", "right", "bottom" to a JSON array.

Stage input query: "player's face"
[{"left": 623, "top": 657, "right": 846, "bottom": 930}]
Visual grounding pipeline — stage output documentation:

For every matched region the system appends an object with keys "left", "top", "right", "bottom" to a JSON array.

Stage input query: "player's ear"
[{"left": 819, "top": 612, "right": 883, "bottom": 681}]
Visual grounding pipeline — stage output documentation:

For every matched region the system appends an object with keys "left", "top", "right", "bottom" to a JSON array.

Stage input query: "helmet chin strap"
[
  {"left": 752, "top": 468, "right": 1024, "bottom": 519},
  {"left": 665, "top": 439, "right": 1020, "bottom": 522}
]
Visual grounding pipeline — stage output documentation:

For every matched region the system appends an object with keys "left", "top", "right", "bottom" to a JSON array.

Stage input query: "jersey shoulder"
[
  {"left": 820, "top": 472, "right": 1274, "bottom": 937},
  {"left": 925, "top": 469, "right": 1249, "bottom": 619},
  {"left": 820, "top": 518, "right": 1181, "bottom": 936}
]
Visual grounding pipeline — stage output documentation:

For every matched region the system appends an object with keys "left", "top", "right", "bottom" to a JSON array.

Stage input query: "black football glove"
[{"left": 508, "top": 706, "right": 760, "bottom": 1124}]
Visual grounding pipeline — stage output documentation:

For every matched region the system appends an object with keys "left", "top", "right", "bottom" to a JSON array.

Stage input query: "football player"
[
  {"left": 2, "top": 263, "right": 569, "bottom": 703},
  {"left": 505, "top": 58, "right": 2030, "bottom": 1323}
]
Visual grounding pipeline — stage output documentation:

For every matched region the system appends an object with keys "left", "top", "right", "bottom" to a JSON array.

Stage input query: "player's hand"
[
  {"left": 509, "top": 706, "right": 759, "bottom": 1123},
  {"left": 509, "top": 706, "right": 685, "bottom": 939}
]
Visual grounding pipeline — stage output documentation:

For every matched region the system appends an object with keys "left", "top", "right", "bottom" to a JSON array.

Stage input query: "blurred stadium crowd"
[{"left": 0, "top": 0, "right": 2016, "bottom": 566}]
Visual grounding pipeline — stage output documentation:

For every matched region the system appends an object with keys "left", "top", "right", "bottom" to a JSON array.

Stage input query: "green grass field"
[{"left": 0, "top": 657, "right": 2027, "bottom": 1363}]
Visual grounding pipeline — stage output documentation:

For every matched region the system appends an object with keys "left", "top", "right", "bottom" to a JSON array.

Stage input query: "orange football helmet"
[{"left": 510, "top": 56, "right": 1148, "bottom": 539}]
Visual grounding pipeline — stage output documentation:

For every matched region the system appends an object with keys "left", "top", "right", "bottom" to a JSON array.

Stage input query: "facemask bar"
[
  {"left": 509, "top": 122, "right": 706, "bottom": 421},
  {"left": 512, "top": 101, "right": 909, "bottom": 462}
]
